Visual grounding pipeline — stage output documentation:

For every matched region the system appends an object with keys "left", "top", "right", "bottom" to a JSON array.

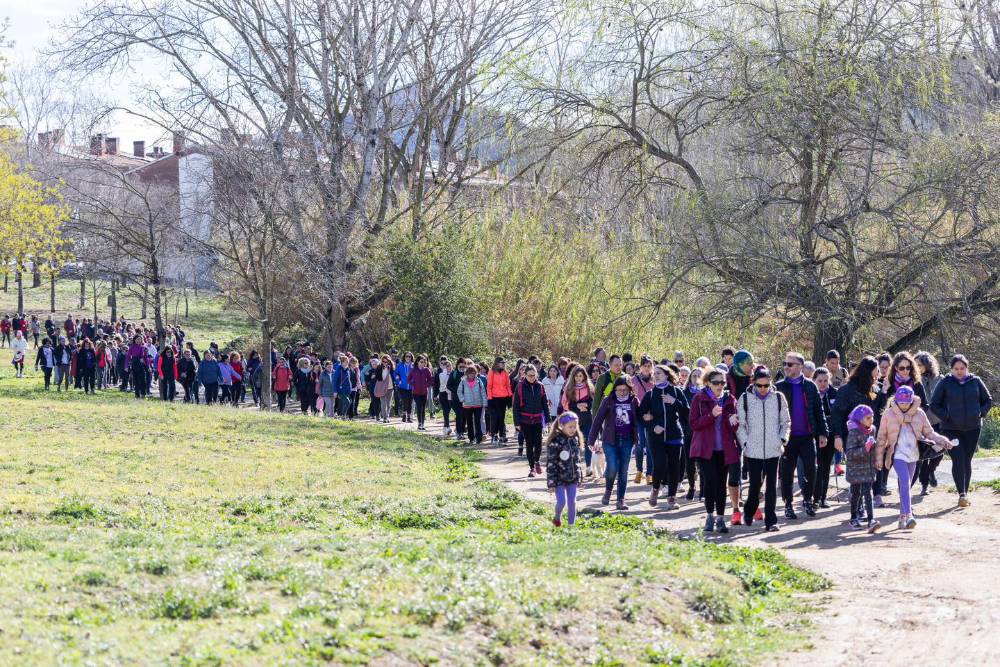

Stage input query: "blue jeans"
[
  {"left": 604, "top": 436, "right": 634, "bottom": 500},
  {"left": 581, "top": 422, "right": 593, "bottom": 467},
  {"left": 635, "top": 425, "right": 652, "bottom": 474}
]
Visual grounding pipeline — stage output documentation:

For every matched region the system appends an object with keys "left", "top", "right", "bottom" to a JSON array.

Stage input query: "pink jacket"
[{"left": 875, "top": 396, "right": 952, "bottom": 470}]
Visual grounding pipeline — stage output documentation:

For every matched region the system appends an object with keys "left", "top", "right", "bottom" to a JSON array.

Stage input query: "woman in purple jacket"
[{"left": 587, "top": 377, "right": 640, "bottom": 511}]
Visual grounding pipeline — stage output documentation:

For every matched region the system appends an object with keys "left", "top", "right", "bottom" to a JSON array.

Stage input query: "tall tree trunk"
[
  {"left": 92, "top": 279, "right": 98, "bottom": 321},
  {"left": 260, "top": 318, "right": 273, "bottom": 411},
  {"left": 141, "top": 280, "right": 149, "bottom": 320},
  {"left": 184, "top": 285, "right": 189, "bottom": 318},
  {"left": 16, "top": 271, "right": 24, "bottom": 313},
  {"left": 79, "top": 277, "right": 86, "bottom": 308},
  {"left": 3, "top": 273, "right": 8, "bottom": 293},
  {"left": 32, "top": 263, "right": 41, "bottom": 288},
  {"left": 811, "top": 319, "right": 855, "bottom": 365},
  {"left": 150, "top": 265, "right": 164, "bottom": 338},
  {"left": 50, "top": 273, "right": 56, "bottom": 312},
  {"left": 110, "top": 279, "right": 118, "bottom": 322}
]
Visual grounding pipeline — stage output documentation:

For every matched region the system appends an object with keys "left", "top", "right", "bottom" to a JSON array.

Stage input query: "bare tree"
[{"left": 53, "top": 0, "right": 546, "bottom": 352}]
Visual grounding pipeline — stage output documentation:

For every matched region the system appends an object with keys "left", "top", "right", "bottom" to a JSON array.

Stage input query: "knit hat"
[
  {"left": 848, "top": 404, "right": 874, "bottom": 423},
  {"left": 894, "top": 385, "right": 914, "bottom": 404},
  {"left": 732, "top": 350, "right": 754, "bottom": 377}
]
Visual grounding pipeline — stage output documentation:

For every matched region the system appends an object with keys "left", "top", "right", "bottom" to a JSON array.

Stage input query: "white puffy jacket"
[{"left": 736, "top": 389, "right": 790, "bottom": 459}]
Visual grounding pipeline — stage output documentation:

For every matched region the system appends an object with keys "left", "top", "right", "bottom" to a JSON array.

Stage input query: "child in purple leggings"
[{"left": 547, "top": 412, "right": 583, "bottom": 527}]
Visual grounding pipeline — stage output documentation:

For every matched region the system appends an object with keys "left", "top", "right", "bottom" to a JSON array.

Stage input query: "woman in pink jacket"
[{"left": 875, "top": 386, "right": 954, "bottom": 530}]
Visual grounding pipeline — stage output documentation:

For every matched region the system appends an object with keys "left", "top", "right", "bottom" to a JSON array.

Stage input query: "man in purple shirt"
[{"left": 775, "top": 352, "right": 829, "bottom": 520}]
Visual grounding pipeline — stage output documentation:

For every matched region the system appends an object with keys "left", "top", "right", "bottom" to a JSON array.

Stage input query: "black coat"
[
  {"left": 930, "top": 374, "right": 993, "bottom": 432},
  {"left": 177, "top": 358, "right": 197, "bottom": 383},
  {"left": 512, "top": 379, "right": 549, "bottom": 426},
  {"left": 638, "top": 385, "right": 691, "bottom": 445},
  {"left": 830, "top": 381, "right": 879, "bottom": 440},
  {"left": 775, "top": 377, "right": 829, "bottom": 438}
]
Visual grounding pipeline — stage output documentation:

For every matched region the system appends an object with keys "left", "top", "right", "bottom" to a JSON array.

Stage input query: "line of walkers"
[{"left": 18, "top": 320, "right": 994, "bottom": 534}]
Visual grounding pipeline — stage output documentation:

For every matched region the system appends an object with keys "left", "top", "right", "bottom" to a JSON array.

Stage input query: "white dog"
[{"left": 591, "top": 449, "right": 606, "bottom": 479}]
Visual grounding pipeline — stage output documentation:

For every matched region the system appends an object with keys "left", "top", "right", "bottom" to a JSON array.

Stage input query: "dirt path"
[{"left": 384, "top": 414, "right": 1000, "bottom": 666}]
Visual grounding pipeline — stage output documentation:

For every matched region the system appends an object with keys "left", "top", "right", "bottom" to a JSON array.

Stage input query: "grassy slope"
[{"left": 0, "top": 371, "right": 828, "bottom": 666}]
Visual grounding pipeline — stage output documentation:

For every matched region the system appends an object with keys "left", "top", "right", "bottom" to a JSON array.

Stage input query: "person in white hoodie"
[
  {"left": 541, "top": 364, "right": 565, "bottom": 429},
  {"left": 736, "top": 366, "right": 790, "bottom": 532},
  {"left": 11, "top": 330, "right": 29, "bottom": 377}
]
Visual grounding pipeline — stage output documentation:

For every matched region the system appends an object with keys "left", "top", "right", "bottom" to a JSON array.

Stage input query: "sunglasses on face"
[
  {"left": 755, "top": 383, "right": 770, "bottom": 389},
  {"left": 897, "top": 365, "right": 911, "bottom": 371},
  {"left": 709, "top": 380, "right": 726, "bottom": 386}
]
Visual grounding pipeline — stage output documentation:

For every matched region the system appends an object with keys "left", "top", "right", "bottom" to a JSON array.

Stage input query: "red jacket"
[
  {"left": 487, "top": 369, "right": 513, "bottom": 399},
  {"left": 157, "top": 356, "right": 179, "bottom": 380},
  {"left": 272, "top": 365, "right": 293, "bottom": 392},
  {"left": 688, "top": 388, "right": 740, "bottom": 464}
]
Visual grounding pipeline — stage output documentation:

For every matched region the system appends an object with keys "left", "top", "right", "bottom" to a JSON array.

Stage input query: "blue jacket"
[
  {"left": 197, "top": 359, "right": 223, "bottom": 385},
  {"left": 333, "top": 363, "right": 354, "bottom": 394},
  {"left": 318, "top": 370, "right": 337, "bottom": 397},
  {"left": 394, "top": 362, "right": 413, "bottom": 391}
]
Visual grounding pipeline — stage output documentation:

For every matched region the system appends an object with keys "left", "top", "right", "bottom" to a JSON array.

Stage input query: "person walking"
[
  {"left": 588, "top": 377, "right": 640, "bottom": 511},
  {"left": 811, "top": 367, "right": 839, "bottom": 508},
  {"left": 197, "top": 351, "right": 223, "bottom": 405},
  {"left": 736, "top": 367, "right": 789, "bottom": 531},
  {"left": 930, "top": 355, "right": 993, "bottom": 508},
  {"left": 563, "top": 365, "right": 595, "bottom": 477},
  {"left": 178, "top": 348, "right": 198, "bottom": 403},
  {"left": 513, "top": 364, "right": 550, "bottom": 477},
  {"left": 546, "top": 412, "right": 583, "bottom": 527},
  {"left": 318, "top": 360, "right": 337, "bottom": 417},
  {"left": 35, "top": 337, "right": 56, "bottom": 389},
  {"left": 914, "top": 350, "right": 944, "bottom": 494},
  {"left": 875, "top": 385, "right": 954, "bottom": 529},
  {"left": 272, "top": 357, "right": 293, "bottom": 412},
  {"left": 374, "top": 355, "right": 395, "bottom": 423},
  {"left": 844, "top": 404, "right": 881, "bottom": 533},
  {"left": 409, "top": 355, "right": 434, "bottom": 430},
  {"left": 157, "top": 347, "right": 178, "bottom": 401},
  {"left": 458, "top": 364, "right": 488, "bottom": 444},
  {"left": 10, "top": 330, "right": 28, "bottom": 378},
  {"left": 394, "top": 352, "right": 415, "bottom": 423},
  {"left": 688, "top": 369, "right": 740, "bottom": 533},
  {"left": 486, "top": 357, "right": 513, "bottom": 445},
  {"left": 638, "top": 364, "right": 690, "bottom": 509},
  {"left": 774, "top": 352, "right": 828, "bottom": 520}
]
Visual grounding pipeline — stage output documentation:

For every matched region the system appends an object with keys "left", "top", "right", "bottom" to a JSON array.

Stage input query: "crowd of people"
[{"left": 7, "top": 313, "right": 995, "bottom": 534}]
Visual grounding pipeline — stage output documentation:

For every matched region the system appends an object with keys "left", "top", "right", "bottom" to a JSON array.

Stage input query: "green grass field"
[
  {"left": 0, "top": 366, "right": 828, "bottom": 665},
  {"left": 0, "top": 278, "right": 253, "bottom": 349}
]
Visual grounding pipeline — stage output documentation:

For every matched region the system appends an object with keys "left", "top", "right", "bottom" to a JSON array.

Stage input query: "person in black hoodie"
[
  {"left": 774, "top": 352, "right": 828, "bottom": 519},
  {"left": 178, "top": 348, "right": 199, "bottom": 403},
  {"left": 638, "top": 364, "right": 691, "bottom": 509},
  {"left": 447, "top": 359, "right": 467, "bottom": 440},
  {"left": 158, "top": 347, "right": 178, "bottom": 401},
  {"left": 811, "top": 367, "right": 839, "bottom": 508},
  {"left": 77, "top": 338, "right": 98, "bottom": 394},
  {"left": 513, "top": 364, "right": 550, "bottom": 478},
  {"left": 930, "top": 354, "right": 993, "bottom": 508}
]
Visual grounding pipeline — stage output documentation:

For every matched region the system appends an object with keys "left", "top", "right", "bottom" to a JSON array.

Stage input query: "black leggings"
[
  {"left": 744, "top": 457, "right": 779, "bottom": 527},
  {"left": 464, "top": 407, "right": 483, "bottom": 443},
  {"left": 439, "top": 392, "right": 452, "bottom": 428},
  {"left": 683, "top": 439, "right": 698, "bottom": 494},
  {"left": 414, "top": 395, "right": 427, "bottom": 426},
  {"left": 453, "top": 398, "right": 466, "bottom": 435},
  {"left": 521, "top": 423, "right": 543, "bottom": 468},
  {"left": 943, "top": 428, "right": 980, "bottom": 495},
  {"left": 81, "top": 368, "right": 95, "bottom": 393},
  {"left": 276, "top": 390, "right": 288, "bottom": 411},
  {"left": 698, "top": 451, "right": 728, "bottom": 516},
  {"left": 814, "top": 440, "right": 836, "bottom": 503},
  {"left": 649, "top": 438, "right": 683, "bottom": 496},
  {"left": 398, "top": 388, "right": 413, "bottom": 418},
  {"left": 42, "top": 366, "right": 52, "bottom": 389},
  {"left": 488, "top": 398, "right": 508, "bottom": 438},
  {"left": 917, "top": 453, "right": 942, "bottom": 487},
  {"left": 203, "top": 383, "right": 219, "bottom": 404}
]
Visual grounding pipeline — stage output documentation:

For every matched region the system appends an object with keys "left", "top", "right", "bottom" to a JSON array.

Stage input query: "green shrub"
[
  {"left": 0, "top": 529, "right": 43, "bottom": 552},
  {"left": 980, "top": 408, "right": 1000, "bottom": 449},
  {"left": 153, "top": 587, "right": 240, "bottom": 620},
  {"left": 49, "top": 496, "right": 104, "bottom": 522}
]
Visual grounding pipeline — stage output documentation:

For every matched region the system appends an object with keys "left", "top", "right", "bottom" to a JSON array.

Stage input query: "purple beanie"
[
  {"left": 848, "top": 404, "right": 874, "bottom": 424},
  {"left": 894, "top": 386, "right": 914, "bottom": 404}
]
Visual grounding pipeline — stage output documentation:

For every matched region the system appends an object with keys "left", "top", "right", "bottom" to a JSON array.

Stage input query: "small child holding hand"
[{"left": 845, "top": 404, "right": 880, "bottom": 533}]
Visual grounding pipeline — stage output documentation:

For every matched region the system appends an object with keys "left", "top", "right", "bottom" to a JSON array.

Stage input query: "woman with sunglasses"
[
  {"left": 688, "top": 369, "right": 740, "bottom": 533},
  {"left": 871, "top": 352, "right": 925, "bottom": 506},
  {"left": 736, "top": 367, "right": 789, "bottom": 531}
]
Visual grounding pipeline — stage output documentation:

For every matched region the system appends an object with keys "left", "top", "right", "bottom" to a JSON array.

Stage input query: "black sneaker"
[
  {"left": 784, "top": 505, "right": 797, "bottom": 520},
  {"left": 920, "top": 484, "right": 929, "bottom": 496},
  {"left": 804, "top": 502, "right": 816, "bottom": 517},
  {"left": 817, "top": 499, "right": 830, "bottom": 509},
  {"left": 930, "top": 473, "right": 938, "bottom": 488},
  {"left": 849, "top": 518, "right": 863, "bottom": 530},
  {"left": 716, "top": 517, "right": 729, "bottom": 534},
  {"left": 765, "top": 524, "right": 779, "bottom": 532},
  {"left": 686, "top": 488, "right": 695, "bottom": 501},
  {"left": 703, "top": 515, "right": 715, "bottom": 532}
]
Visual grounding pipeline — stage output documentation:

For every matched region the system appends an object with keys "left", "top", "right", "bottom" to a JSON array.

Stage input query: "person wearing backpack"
[
  {"left": 513, "top": 364, "right": 550, "bottom": 477},
  {"left": 774, "top": 352, "right": 828, "bottom": 520},
  {"left": 637, "top": 364, "right": 690, "bottom": 509},
  {"left": 736, "top": 367, "right": 789, "bottom": 532}
]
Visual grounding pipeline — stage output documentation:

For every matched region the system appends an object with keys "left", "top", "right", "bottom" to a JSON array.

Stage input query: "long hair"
[
  {"left": 889, "top": 351, "right": 922, "bottom": 387},
  {"left": 564, "top": 364, "right": 594, "bottom": 404},
  {"left": 848, "top": 356, "right": 879, "bottom": 397},
  {"left": 914, "top": 351, "right": 940, "bottom": 379}
]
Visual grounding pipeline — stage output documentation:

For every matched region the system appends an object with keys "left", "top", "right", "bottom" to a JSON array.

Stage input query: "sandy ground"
[{"left": 383, "top": 413, "right": 1000, "bottom": 667}]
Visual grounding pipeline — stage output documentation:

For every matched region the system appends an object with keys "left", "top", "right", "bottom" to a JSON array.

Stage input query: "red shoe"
[
  {"left": 731, "top": 510, "right": 742, "bottom": 525},
  {"left": 754, "top": 509, "right": 763, "bottom": 521},
  {"left": 835, "top": 464, "right": 844, "bottom": 476},
  {"left": 552, "top": 518, "right": 561, "bottom": 528}
]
